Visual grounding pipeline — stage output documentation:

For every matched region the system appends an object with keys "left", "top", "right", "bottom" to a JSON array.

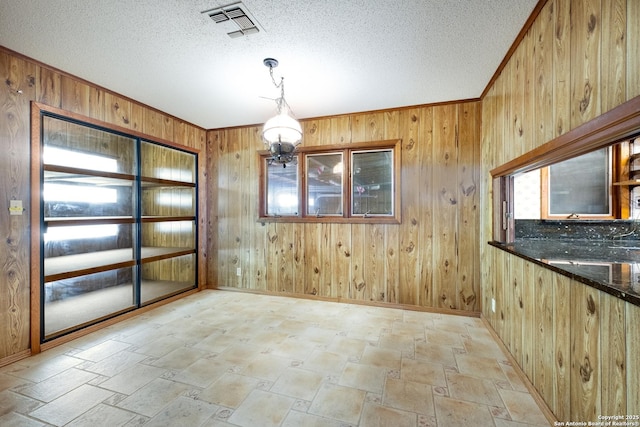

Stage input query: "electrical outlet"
[
  {"left": 491, "top": 298, "right": 496, "bottom": 313},
  {"left": 236, "top": 267, "right": 242, "bottom": 277}
]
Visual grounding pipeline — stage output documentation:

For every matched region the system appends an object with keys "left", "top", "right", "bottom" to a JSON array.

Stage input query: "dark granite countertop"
[{"left": 489, "top": 239, "right": 640, "bottom": 307}]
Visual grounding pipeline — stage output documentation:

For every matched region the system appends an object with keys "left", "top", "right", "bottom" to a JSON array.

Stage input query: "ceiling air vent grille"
[{"left": 202, "top": 2, "right": 262, "bottom": 38}]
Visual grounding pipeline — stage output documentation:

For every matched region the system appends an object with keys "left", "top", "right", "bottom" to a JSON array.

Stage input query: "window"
[{"left": 259, "top": 139, "right": 401, "bottom": 223}]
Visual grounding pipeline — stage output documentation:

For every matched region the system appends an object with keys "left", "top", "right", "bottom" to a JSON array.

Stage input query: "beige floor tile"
[
  {"left": 98, "top": 363, "right": 167, "bottom": 395},
  {"left": 0, "top": 373, "right": 32, "bottom": 393},
  {"left": 498, "top": 388, "right": 549, "bottom": 425},
  {"left": 82, "top": 350, "right": 147, "bottom": 377},
  {"left": 347, "top": 325, "right": 383, "bottom": 342},
  {"left": 359, "top": 346, "right": 401, "bottom": 370},
  {"left": 281, "top": 410, "right": 345, "bottom": 427},
  {"left": 73, "top": 340, "right": 132, "bottom": 363},
  {"left": 227, "top": 389, "right": 295, "bottom": 427},
  {"left": 15, "top": 367, "right": 97, "bottom": 402},
  {"left": 150, "top": 346, "right": 211, "bottom": 370},
  {"left": 360, "top": 401, "right": 417, "bottom": 427},
  {"left": 271, "top": 367, "right": 324, "bottom": 400},
  {"left": 193, "top": 332, "right": 238, "bottom": 354},
  {"left": 325, "top": 336, "right": 367, "bottom": 359},
  {"left": 414, "top": 341, "right": 457, "bottom": 366},
  {"left": 456, "top": 354, "right": 508, "bottom": 381},
  {"left": 300, "top": 327, "right": 341, "bottom": 345},
  {"left": 132, "top": 336, "right": 185, "bottom": 358},
  {"left": 391, "top": 320, "right": 426, "bottom": 338},
  {"left": 339, "top": 362, "right": 387, "bottom": 393},
  {"left": 143, "top": 395, "right": 220, "bottom": 427},
  {"left": 215, "top": 343, "right": 261, "bottom": 367},
  {"left": 433, "top": 316, "right": 474, "bottom": 334},
  {"left": 115, "top": 378, "right": 191, "bottom": 418},
  {"left": 499, "top": 361, "right": 530, "bottom": 392},
  {"left": 198, "top": 373, "right": 261, "bottom": 408},
  {"left": 240, "top": 353, "right": 292, "bottom": 381},
  {"left": 0, "top": 411, "right": 47, "bottom": 426},
  {"left": 400, "top": 358, "right": 446, "bottom": 387},
  {"left": 303, "top": 349, "right": 348, "bottom": 375},
  {"left": 171, "top": 357, "right": 234, "bottom": 388},
  {"left": 65, "top": 403, "right": 142, "bottom": 427},
  {"left": 462, "top": 336, "right": 507, "bottom": 359},
  {"left": 383, "top": 377, "right": 435, "bottom": 415},
  {"left": 246, "top": 330, "right": 290, "bottom": 349},
  {"left": 446, "top": 371, "right": 504, "bottom": 407},
  {"left": 308, "top": 383, "right": 366, "bottom": 425},
  {"left": 0, "top": 389, "right": 43, "bottom": 417},
  {"left": 434, "top": 395, "right": 495, "bottom": 427},
  {"left": 378, "top": 333, "right": 415, "bottom": 354},
  {"left": 425, "top": 328, "right": 464, "bottom": 347},
  {"left": 1, "top": 290, "right": 550, "bottom": 427},
  {"left": 5, "top": 354, "right": 82, "bottom": 383},
  {"left": 28, "top": 384, "right": 114, "bottom": 426},
  {"left": 270, "top": 337, "right": 320, "bottom": 359}
]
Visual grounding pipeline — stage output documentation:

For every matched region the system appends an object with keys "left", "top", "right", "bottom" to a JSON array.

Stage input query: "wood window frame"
[
  {"left": 491, "top": 95, "right": 640, "bottom": 243},
  {"left": 258, "top": 139, "right": 401, "bottom": 224}
]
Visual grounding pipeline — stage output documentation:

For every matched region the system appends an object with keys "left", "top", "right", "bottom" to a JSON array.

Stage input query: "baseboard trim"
[{"left": 213, "top": 286, "right": 482, "bottom": 318}]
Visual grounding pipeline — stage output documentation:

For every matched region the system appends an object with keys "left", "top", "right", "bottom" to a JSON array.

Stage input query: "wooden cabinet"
[{"left": 34, "top": 105, "right": 197, "bottom": 343}]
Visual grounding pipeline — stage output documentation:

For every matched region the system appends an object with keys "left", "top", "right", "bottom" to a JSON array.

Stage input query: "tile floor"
[{"left": 0, "top": 290, "right": 551, "bottom": 426}]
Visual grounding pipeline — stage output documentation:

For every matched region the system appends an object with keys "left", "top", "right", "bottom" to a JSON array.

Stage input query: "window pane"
[
  {"left": 307, "top": 153, "right": 343, "bottom": 215},
  {"left": 352, "top": 150, "right": 394, "bottom": 215},
  {"left": 549, "top": 148, "right": 610, "bottom": 216},
  {"left": 266, "top": 158, "right": 299, "bottom": 216}
]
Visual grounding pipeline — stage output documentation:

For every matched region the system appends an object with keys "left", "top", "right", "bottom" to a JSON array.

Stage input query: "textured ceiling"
[{"left": 0, "top": 0, "right": 538, "bottom": 129}]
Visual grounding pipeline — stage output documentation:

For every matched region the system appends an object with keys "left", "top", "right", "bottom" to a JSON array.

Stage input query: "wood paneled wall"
[
  {"left": 481, "top": 0, "right": 640, "bottom": 420},
  {"left": 208, "top": 102, "right": 481, "bottom": 311},
  {"left": 0, "top": 47, "right": 207, "bottom": 363}
]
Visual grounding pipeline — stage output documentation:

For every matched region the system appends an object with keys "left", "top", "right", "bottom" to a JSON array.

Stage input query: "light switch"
[{"left": 9, "top": 200, "right": 23, "bottom": 216}]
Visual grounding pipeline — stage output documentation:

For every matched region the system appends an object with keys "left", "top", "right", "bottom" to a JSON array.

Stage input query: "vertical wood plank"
[
  {"left": 206, "top": 130, "right": 219, "bottom": 287},
  {"left": 364, "top": 224, "right": 385, "bottom": 301},
  {"left": 509, "top": 256, "right": 523, "bottom": 362},
  {"left": 331, "top": 223, "right": 351, "bottom": 299},
  {"left": 626, "top": 301, "right": 640, "bottom": 416},
  {"left": 533, "top": 265, "right": 555, "bottom": 407},
  {"left": 432, "top": 104, "right": 458, "bottom": 309},
  {"left": 104, "top": 92, "right": 133, "bottom": 129},
  {"left": 418, "top": 106, "right": 434, "bottom": 307},
  {"left": 457, "top": 102, "right": 479, "bottom": 311},
  {"left": 521, "top": 259, "right": 535, "bottom": 380},
  {"left": 60, "top": 75, "right": 102, "bottom": 118},
  {"left": 600, "top": 292, "right": 626, "bottom": 416},
  {"left": 398, "top": 108, "right": 422, "bottom": 305},
  {"left": 37, "top": 67, "right": 61, "bottom": 108},
  {"left": 554, "top": 0, "right": 571, "bottom": 137},
  {"left": 510, "top": 39, "right": 526, "bottom": 158},
  {"left": 601, "top": 0, "right": 626, "bottom": 112},
  {"left": 0, "top": 52, "right": 35, "bottom": 358},
  {"left": 554, "top": 274, "right": 571, "bottom": 420},
  {"left": 304, "top": 223, "right": 322, "bottom": 296},
  {"left": 534, "top": 0, "right": 554, "bottom": 148},
  {"left": 570, "top": 281, "right": 601, "bottom": 421},
  {"left": 628, "top": 0, "right": 640, "bottom": 99},
  {"left": 570, "top": 0, "right": 602, "bottom": 129},
  {"left": 350, "top": 224, "right": 366, "bottom": 300}
]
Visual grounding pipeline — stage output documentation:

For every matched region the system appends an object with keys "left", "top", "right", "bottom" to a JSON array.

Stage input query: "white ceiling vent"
[{"left": 203, "top": 2, "right": 263, "bottom": 38}]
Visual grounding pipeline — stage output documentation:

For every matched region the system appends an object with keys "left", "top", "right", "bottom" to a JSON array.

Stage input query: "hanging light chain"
[{"left": 268, "top": 64, "right": 294, "bottom": 116}]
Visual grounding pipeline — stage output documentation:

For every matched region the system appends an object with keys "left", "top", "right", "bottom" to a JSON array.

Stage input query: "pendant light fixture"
[{"left": 262, "top": 58, "right": 302, "bottom": 165}]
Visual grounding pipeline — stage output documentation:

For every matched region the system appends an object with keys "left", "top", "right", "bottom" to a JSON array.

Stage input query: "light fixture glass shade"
[{"left": 262, "top": 111, "right": 302, "bottom": 145}]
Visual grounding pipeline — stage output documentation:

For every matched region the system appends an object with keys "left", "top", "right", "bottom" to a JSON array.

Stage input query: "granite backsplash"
[{"left": 515, "top": 219, "right": 640, "bottom": 241}]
